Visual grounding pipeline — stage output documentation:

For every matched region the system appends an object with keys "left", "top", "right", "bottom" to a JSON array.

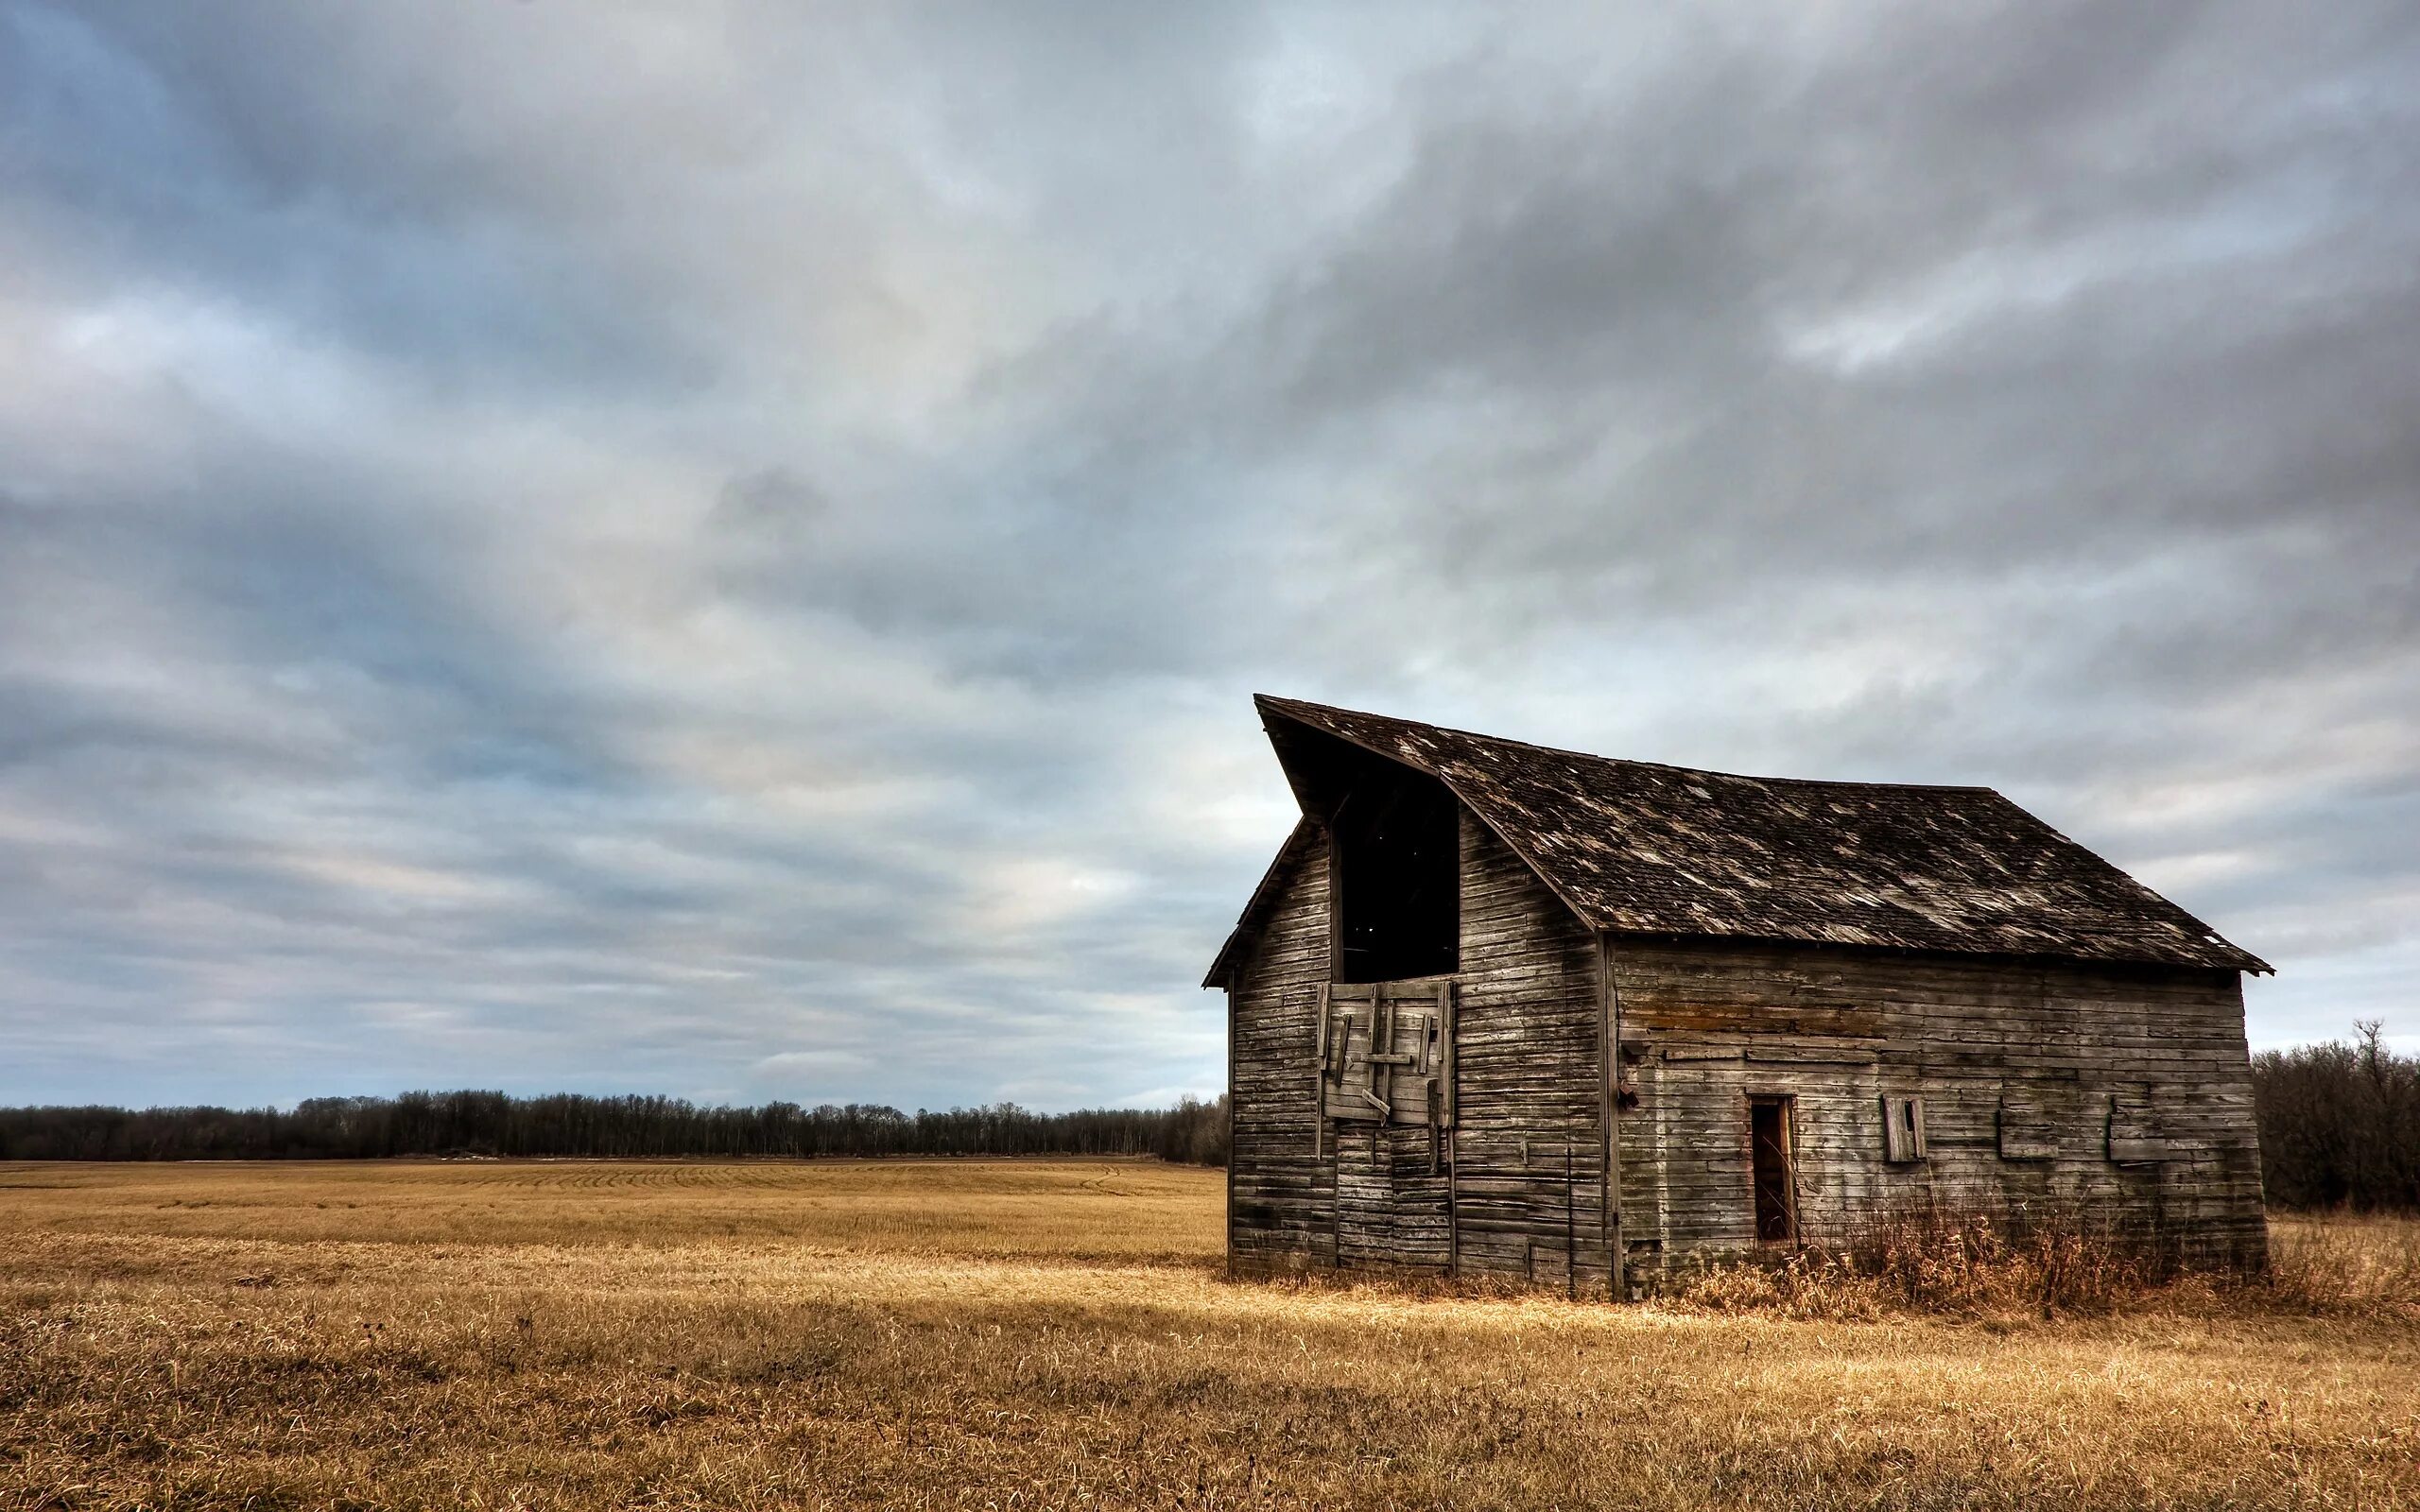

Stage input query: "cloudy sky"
[{"left": 4, "top": 3, "right": 2416, "bottom": 1112}]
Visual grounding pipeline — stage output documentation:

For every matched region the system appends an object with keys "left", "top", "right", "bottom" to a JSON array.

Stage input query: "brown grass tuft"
[
  {"left": 1670, "top": 1200, "right": 2420, "bottom": 1326},
  {"left": 1670, "top": 1203, "right": 2186, "bottom": 1321}
]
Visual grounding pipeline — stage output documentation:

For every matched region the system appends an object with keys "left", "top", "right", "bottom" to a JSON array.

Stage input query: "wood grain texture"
[
  {"left": 1608, "top": 939, "right": 2266, "bottom": 1273},
  {"left": 1227, "top": 810, "right": 1609, "bottom": 1284},
  {"left": 1230, "top": 821, "right": 2266, "bottom": 1289},
  {"left": 1226, "top": 828, "right": 1335, "bottom": 1270}
]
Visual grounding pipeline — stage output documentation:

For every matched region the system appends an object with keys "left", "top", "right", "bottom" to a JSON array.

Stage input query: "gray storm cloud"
[{"left": 1, "top": 1, "right": 2414, "bottom": 1108}]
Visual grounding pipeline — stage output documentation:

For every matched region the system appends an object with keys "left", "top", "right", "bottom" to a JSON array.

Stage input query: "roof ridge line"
[{"left": 1255, "top": 694, "right": 2001, "bottom": 796}]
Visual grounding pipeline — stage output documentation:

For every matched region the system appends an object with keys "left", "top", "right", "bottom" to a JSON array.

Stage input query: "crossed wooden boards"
[{"left": 1313, "top": 980, "right": 1456, "bottom": 1166}]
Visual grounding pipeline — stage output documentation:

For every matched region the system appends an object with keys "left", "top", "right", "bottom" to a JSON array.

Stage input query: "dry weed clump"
[
  {"left": 1, "top": 1160, "right": 2415, "bottom": 1510},
  {"left": 1670, "top": 1201, "right": 2420, "bottom": 1324},
  {"left": 1655, "top": 1194, "right": 2420, "bottom": 1325},
  {"left": 1670, "top": 1203, "right": 2194, "bottom": 1321}
]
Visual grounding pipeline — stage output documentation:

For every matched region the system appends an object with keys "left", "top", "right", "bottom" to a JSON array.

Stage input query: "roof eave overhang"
[
  {"left": 1201, "top": 816, "right": 1319, "bottom": 989},
  {"left": 1596, "top": 925, "right": 2271, "bottom": 976}
]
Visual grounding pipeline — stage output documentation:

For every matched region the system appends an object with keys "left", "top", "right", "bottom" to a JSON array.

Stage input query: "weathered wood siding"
[
  {"left": 1229, "top": 825, "right": 2263, "bottom": 1287},
  {"left": 1227, "top": 828, "right": 1334, "bottom": 1271},
  {"left": 1449, "top": 811, "right": 1610, "bottom": 1291},
  {"left": 1226, "top": 808, "right": 1609, "bottom": 1286},
  {"left": 1609, "top": 940, "right": 2266, "bottom": 1274}
]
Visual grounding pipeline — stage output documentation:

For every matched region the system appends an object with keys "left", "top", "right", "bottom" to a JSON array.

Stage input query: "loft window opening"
[{"left": 1331, "top": 765, "right": 1458, "bottom": 984}]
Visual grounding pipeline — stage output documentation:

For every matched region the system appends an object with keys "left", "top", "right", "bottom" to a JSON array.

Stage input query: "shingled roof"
[{"left": 1206, "top": 695, "right": 2267, "bottom": 985}]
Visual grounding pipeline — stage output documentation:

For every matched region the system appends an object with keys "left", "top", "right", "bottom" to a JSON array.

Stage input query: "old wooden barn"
[{"left": 1206, "top": 696, "right": 2271, "bottom": 1297}]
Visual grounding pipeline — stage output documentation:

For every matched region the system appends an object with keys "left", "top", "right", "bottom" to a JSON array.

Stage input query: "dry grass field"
[{"left": 3, "top": 1160, "right": 2416, "bottom": 1510}]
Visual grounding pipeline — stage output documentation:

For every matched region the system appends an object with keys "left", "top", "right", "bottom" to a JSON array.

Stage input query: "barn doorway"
[{"left": 1749, "top": 1097, "right": 1797, "bottom": 1245}]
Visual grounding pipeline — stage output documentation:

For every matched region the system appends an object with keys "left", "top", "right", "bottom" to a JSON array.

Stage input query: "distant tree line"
[
  {"left": 2252, "top": 1021, "right": 2419, "bottom": 1211},
  {"left": 0, "top": 1091, "right": 1230, "bottom": 1167},
  {"left": 9, "top": 1020, "right": 2415, "bottom": 1208}
]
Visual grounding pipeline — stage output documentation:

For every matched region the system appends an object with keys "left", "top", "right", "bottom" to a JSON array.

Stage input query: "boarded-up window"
[
  {"left": 1881, "top": 1095, "right": 1927, "bottom": 1163},
  {"left": 1316, "top": 980, "right": 1453, "bottom": 1136},
  {"left": 2104, "top": 1090, "right": 2172, "bottom": 1164},
  {"left": 1996, "top": 1090, "right": 2058, "bottom": 1161}
]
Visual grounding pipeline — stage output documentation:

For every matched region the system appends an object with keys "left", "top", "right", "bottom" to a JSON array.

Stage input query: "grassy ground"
[{"left": 2, "top": 1160, "right": 2414, "bottom": 1509}]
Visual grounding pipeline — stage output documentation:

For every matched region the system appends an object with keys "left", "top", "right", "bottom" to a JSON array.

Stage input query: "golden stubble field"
[{"left": 2, "top": 1160, "right": 2415, "bottom": 1510}]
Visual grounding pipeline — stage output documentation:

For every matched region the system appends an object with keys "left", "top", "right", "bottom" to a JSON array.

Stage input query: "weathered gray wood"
[
  {"left": 1311, "top": 982, "right": 1330, "bottom": 1160},
  {"left": 1225, "top": 983, "right": 1236, "bottom": 1272},
  {"left": 1223, "top": 802, "right": 1612, "bottom": 1287},
  {"left": 1597, "top": 933, "right": 1624, "bottom": 1300},
  {"left": 1449, "top": 812, "right": 1610, "bottom": 1289},
  {"left": 1225, "top": 808, "right": 2266, "bottom": 1289},
  {"left": 1605, "top": 939, "right": 2266, "bottom": 1271}
]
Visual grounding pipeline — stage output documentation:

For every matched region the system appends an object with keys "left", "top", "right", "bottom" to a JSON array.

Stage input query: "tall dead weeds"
[{"left": 1667, "top": 1201, "right": 2420, "bottom": 1323}]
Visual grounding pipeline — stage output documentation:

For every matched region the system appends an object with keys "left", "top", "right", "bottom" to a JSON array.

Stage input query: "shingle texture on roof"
[{"left": 1234, "top": 695, "right": 2266, "bottom": 976}]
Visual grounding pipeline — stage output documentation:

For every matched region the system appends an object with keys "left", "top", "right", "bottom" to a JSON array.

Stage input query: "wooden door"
[
  {"left": 1749, "top": 1096, "right": 1797, "bottom": 1245},
  {"left": 1320, "top": 980, "right": 1455, "bottom": 1271}
]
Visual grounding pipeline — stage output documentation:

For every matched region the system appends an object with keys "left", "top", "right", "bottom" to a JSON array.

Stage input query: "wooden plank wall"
[
  {"left": 1225, "top": 808, "right": 1610, "bottom": 1285},
  {"left": 1451, "top": 812, "right": 1610, "bottom": 1293},
  {"left": 1326, "top": 983, "right": 1455, "bottom": 1269},
  {"left": 1227, "top": 827, "right": 1334, "bottom": 1271},
  {"left": 1229, "top": 816, "right": 2263, "bottom": 1287},
  {"left": 1608, "top": 940, "right": 2267, "bottom": 1275}
]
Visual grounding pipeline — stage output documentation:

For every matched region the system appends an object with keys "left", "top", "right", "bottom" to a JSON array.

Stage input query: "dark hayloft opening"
[{"left": 1333, "top": 765, "right": 1459, "bottom": 984}]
